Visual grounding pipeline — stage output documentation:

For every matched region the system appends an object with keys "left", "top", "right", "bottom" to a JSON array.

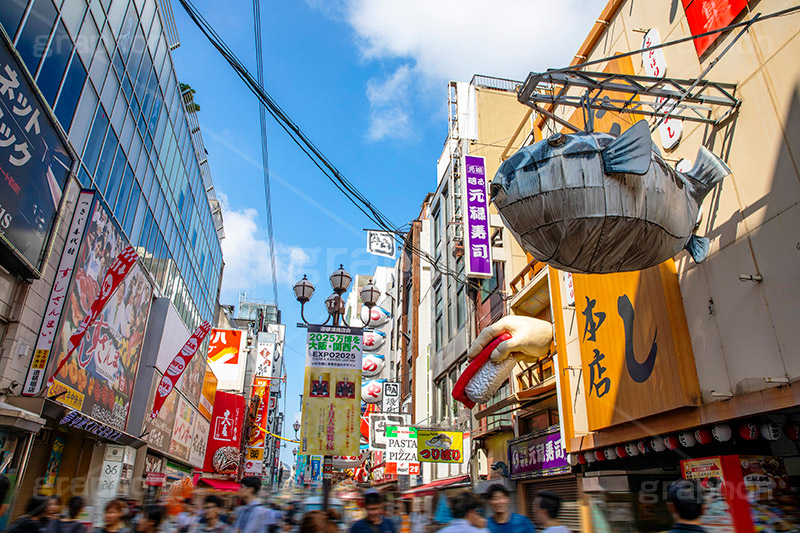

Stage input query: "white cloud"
[
  {"left": 366, "top": 65, "right": 413, "bottom": 141},
  {"left": 217, "top": 192, "right": 311, "bottom": 302},
  {"left": 309, "top": 0, "right": 599, "bottom": 139}
]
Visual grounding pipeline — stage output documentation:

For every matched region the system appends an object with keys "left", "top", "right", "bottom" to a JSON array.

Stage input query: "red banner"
[
  {"left": 682, "top": 0, "right": 749, "bottom": 56},
  {"left": 150, "top": 321, "right": 212, "bottom": 420},
  {"left": 46, "top": 245, "right": 139, "bottom": 389},
  {"left": 204, "top": 391, "right": 245, "bottom": 474},
  {"left": 247, "top": 377, "right": 271, "bottom": 448}
]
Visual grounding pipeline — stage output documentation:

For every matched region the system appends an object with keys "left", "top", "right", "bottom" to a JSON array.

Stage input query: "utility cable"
[{"left": 252, "top": 0, "right": 279, "bottom": 307}]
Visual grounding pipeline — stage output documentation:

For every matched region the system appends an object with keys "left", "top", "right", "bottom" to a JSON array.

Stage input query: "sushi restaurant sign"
[{"left": 572, "top": 262, "right": 700, "bottom": 431}]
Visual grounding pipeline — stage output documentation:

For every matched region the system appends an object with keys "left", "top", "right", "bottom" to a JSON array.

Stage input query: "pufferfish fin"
[
  {"left": 684, "top": 234, "right": 710, "bottom": 263},
  {"left": 601, "top": 120, "right": 653, "bottom": 175}
]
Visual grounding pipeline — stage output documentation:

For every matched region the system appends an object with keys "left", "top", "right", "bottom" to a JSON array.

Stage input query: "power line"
[{"left": 252, "top": 0, "right": 279, "bottom": 307}]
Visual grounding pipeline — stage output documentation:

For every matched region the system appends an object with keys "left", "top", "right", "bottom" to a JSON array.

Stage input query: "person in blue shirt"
[
  {"left": 350, "top": 492, "right": 396, "bottom": 533},
  {"left": 485, "top": 484, "right": 535, "bottom": 533}
]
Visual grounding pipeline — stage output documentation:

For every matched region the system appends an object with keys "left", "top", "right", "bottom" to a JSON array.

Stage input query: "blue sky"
[{"left": 169, "top": 0, "right": 599, "bottom": 467}]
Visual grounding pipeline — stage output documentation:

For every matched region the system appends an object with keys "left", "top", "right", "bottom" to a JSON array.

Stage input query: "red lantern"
[
  {"left": 637, "top": 440, "right": 651, "bottom": 454},
  {"left": 664, "top": 434, "right": 680, "bottom": 450},
  {"left": 577, "top": 453, "right": 588, "bottom": 465},
  {"left": 615, "top": 445, "right": 629, "bottom": 458},
  {"left": 594, "top": 450, "right": 606, "bottom": 462},
  {"left": 694, "top": 428, "right": 713, "bottom": 445},
  {"left": 784, "top": 421, "right": 800, "bottom": 441},
  {"left": 738, "top": 422, "right": 759, "bottom": 441}
]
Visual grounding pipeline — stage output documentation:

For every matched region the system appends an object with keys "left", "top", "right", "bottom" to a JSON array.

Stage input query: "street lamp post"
[{"left": 293, "top": 265, "right": 356, "bottom": 510}]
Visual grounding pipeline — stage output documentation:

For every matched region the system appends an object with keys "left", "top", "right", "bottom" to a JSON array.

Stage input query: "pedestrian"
[
  {"left": 666, "top": 480, "right": 705, "bottom": 532},
  {"left": 532, "top": 492, "right": 568, "bottom": 533},
  {"left": 299, "top": 511, "right": 336, "bottom": 533},
  {"left": 4, "top": 494, "right": 50, "bottom": 533},
  {"left": 191, "top": 495, "right": 229, "bottom": 533},
  {"left": 42, "top": 496, "right": 62, "bottom": 533},
  {"left": 54, "top": 497, "right": 87, "bottom": 533},
  {"left": 408, "top": 500, "right": 428, "bottom": 533},
  {"left": 232, "top": 477, "right": 269, "bottom": 533},
  {"left": 438, "top": 491, "right": 487, "bottom": 533},
  {"left": 349, "top": 492, "right": 396, "bottom": 533},
  {"left": 97, "top": 499, "right": 131, "bottom": 533},
  {"left": 139, "top": 505, "right": 166, "bottom": 533},
  {"left": 177, "top": 500, "right": 198, "bottom": 533},
  {"left": 485, "top": 485, "right": 534, "bottom": 533}
]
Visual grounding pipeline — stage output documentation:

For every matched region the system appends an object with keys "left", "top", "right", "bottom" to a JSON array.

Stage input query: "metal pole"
[{"left": 321, "top": 302, "right": 341, "bottom": 511}]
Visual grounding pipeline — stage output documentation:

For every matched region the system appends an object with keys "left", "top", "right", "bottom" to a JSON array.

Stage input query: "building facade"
[{"left": 0, "top": 0, "right": 225, "bottom": 521}]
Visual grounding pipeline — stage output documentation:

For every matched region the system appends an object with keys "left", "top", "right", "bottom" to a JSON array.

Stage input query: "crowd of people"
[{"left": 0, "top": 476, "right": 708, "bottom": 533}]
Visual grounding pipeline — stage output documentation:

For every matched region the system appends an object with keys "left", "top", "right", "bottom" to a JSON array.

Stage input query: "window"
[
  {"left": 481, "top": 261, "right": 502, "bottom": 301},
  {"left": 437, "top": 379, "right": 448, "bottom": 422},
  {"left": 0, "top": 0, "right": 29, "bottom": 39},
  {"left": 55, "top": 54, "right": 87, "bottom": 132},
  {"left": 486, "top": 381, "right": 511, "bottom": 429},
  {"left": 16, "top": 0, "right": 58, "bottom": 74},
  {"left": 449, "top": 369, "right": 458, "bottom": 417},
  {"left": 37, "top": 21, "right": 73, "bottom": 106},
  {"left": 434, "top": 284, "right": 443, "bottom": 351}
]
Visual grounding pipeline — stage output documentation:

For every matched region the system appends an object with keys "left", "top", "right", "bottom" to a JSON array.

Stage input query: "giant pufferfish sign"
[{"left": 492, "top": 121, "right": 731, "bottom": 273}]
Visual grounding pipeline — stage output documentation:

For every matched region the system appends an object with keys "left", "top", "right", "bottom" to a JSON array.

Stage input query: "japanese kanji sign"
[
  {"left": 23, "top": 190, "right": 95, "bottom": 396},
  {"left": 641, "top": 28, "right": 682, "bottom": 150},
  {"left": 168, "top": 395, "right": 195, "bottom": 462},
  {"left": 508, "top": 426, "right": 569, "bottom": 480},
  {"left": 463, "top": 155, "right": 492, "bottom": 278},
  {"left": 247, "top": 376, "right": 271, "bottom": 449},
  {"left": 206, "top": 328, "right": 247, "bottom": 392},
  {"left": 366, "top": 230, "right": 396, "bottom": 259},
  {"left": 572, "top": 262, "right": 700, "bottom": 430},
  {"left": 416, "top": 430, "right": 464, "bottom": 463},
  {"left": 254, "top": 332, "right": 275, "bottom": 378},
  {"left": 149, "top": 321, "right": 211, "bottom": 420},
  {"left": 0, "top": 31, "right": 74, "bottom": 274},
  {"left": 382, "top": 381, "right": 400, "bottom": 413},
  {"left": 682, "top": 0, "right": 749, "bottom": 57},
  {"left": 301, "top": 325, "right": 362, "bottom": 456}
]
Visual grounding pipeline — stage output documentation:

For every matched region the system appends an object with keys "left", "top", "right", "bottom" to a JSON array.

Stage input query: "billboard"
[
  {"left": 143, "top": 371, "right": 178, "bottom": 455},
  {"left": 247, "top": 377, "right": 270, "bottom": 449},
  {"left": 416, "top": 430, "right": 464, "bottom": 463},
  {"left": 254, "top": 332, "right": 275, "bottom": 378},
  {"left": 207, "top": 329, "right": 247, "bottom": 392},
  {"left": 204, "top": 391, "right": 245, "bottom": 474},
  {"left": 682, "top": 0, "right": 749, "bottom": 56},
  {"left": 0, "top": 29, "right": 74, "bottom": 275},
  {"left": 199, "top": 369, "right": 218, "bottom": 420},
  {"left": 463, "top": 155, "right": 492, "bottom": 278},
  {"left": 508, "top": 426, "right": 569, "bottom": 480},
  {"left": 169, "top": 395, "right": 195, "bottom": 463},
  {"left": 154, "top": 305, "right": 207, "bottom": 406},
  {"left": 49, "top": 201, "right": 153, "bottom": 431},
  {"left": 189, "top": 414, "right": 210, "bottom": 468},
  {"left": 300, "top": 325, "right": 362, "bottom": 456}
]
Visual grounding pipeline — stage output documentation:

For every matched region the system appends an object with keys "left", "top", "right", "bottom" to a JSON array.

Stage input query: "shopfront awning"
[
  {"left": 196, "top": 478, "right": 240, "bottom": 492},
  {"left": 402, "top": 475, "right": 471, "bottom": 497}
]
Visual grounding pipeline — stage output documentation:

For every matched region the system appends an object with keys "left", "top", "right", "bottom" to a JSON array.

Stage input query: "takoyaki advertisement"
[
  {"left": 416, "top": 430, "right": 464, "bottom": 463},
  {"left": 50, "top": 202, "right": 153, "bottom": 431},
  {"left": 739, "top": 456, "right": 800, "bottom": 532}
]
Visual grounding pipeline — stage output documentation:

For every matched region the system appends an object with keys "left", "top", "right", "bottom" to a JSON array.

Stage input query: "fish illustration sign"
[
  {"left": 416, "top": 430, "right": 464, "bottom": 463},
  {"left": 492, "top": 120, "right": 731, "bottom": 273}
]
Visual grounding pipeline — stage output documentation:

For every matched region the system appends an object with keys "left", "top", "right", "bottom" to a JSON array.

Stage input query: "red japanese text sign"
[
  {"left": 204, "top": 391, "right": 245, "bottom": 474},
  {"left": 150, "top": 321, "right": 211, "bottom": 420},
  {"left": 682, "top": 0, "right": 749, "bottom": 56}
]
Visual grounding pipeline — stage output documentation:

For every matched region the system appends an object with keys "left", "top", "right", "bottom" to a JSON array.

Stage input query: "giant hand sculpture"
[{"left": 453, "top": 316, "right": 554, "bottom": 409}]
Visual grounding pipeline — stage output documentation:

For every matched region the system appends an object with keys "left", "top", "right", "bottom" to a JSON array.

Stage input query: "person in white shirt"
[
  {"left": 439, "top": 491, "right": 488, "bottom": 533},
  {"left": 233, "top": 477, "right": 270, "bottom": 533},
  {"left": 534, "top": 492, "right": 570, "bottom": 533}
]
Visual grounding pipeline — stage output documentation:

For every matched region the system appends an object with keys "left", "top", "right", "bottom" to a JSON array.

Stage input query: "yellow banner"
[
  {"left": 49, "top": 381, "right": 85, "bottom": 411},
  {"left": 301, "top": 367, "right": 361, "bottom": 456},
  {"left": 416, "top": 430, "right": 464, "bottom": 463}
]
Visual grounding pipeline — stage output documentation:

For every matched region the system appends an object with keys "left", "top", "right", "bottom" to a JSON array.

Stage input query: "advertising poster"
[
  {"left": 385, "top": 426, "right": 420, "bottom": 475},
  {"left": 199, "top": 370, "right": 217, "bottom": 420},
  {"left": 247, "top": 377, "right": 270, "bottom": 448},
  {"left": 416, "top": 430, "right": 464, "bottom": 463},
  {"left": 255, "top": 332, "right": 275, "bottom": 378},
  {"left": 681, "top": 457, "right": 735, "bottom": 532},
  {"left": 739, "top": 456, "right": 800, "bottom": 530},
  {"left": 243, "top": 447, "right": 264, "bottom": 476},
  {"left": 308, "top": 455, "right": 322, "bottom": 487},
  {"left": 300, "top": 325, "right": 362, "bottom": 456},
  {"left": 204, "top": 391, "right": 244, "bottom": 474},
  {"left": 207, "top": 329, "right": 247, "bottom": 392},
  {"left": 169, "top": 396, "right": 195, "bottom": 462},
  {"left": 0, "top": 30, "right": 74, "bottom": 274},
  {"left": 41, "top": 436, "right": 66, "bottom": 495},
  {"left": 295, "top": 454, "right": 307, "bottom": 485},
  {"left": 508, "top": 426, "right": 569, "bottom": 480},
  {"left": 143, "top": 371, "right": 178, "bottom": 455},
  {"left": 49, "top": 202, "right": 153, "bottom": 431},
  {"left": 189, "top": 414, "right": 210, "bottom": 468}
]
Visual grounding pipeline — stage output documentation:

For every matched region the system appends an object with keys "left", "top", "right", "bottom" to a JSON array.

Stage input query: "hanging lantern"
[
  {"left": 637, "top": 440, "right": 651, "bottom": 455},
  {"left": 664, "top": 435, "right": 680, "bottom": 451},
  {"left": 604, "top": 447, "right": 618, "bottom": 461},
  {"left": 694, "top": 428, "right": 713, "bottom": 445},
  {"left": 679, "top": 431, "right": 697, "bottom": 448},
  {"left": 584, "top": 451, "right": 596, "bottom": 463},
  {"left": 576, "top": 453, "right": 588, "bottom": 465},
  {"left": 784, "top": 421, "right": 800, "bottom": 441},
  {"left": 594, "top": 450, "right": 606, "bottom": 462},
  {"left": 361, "top": 380, "right": 385, "bottom": 403},
  {"left": 760, "top": 422, "right": 781, "bottom": 441},
  {"left": 625, "top": 442, "right": 641, "bottom": 457},
  {"left": 363, "top": 330, "right": 386, "bottom": 352},
  {"left": 362, "top": 353, "right": 386, "bottom": 378},
  {"left": 712, "top": 424, "right": 732, "bottom": 442},
  {"left": 738, "top": 422, "right": 759, "bottom": 441},
  {"left": 615, "top": 445, "right": 629, "bottom": 459},
  {"left": 567, "top": 453, "right": 579, "bottom": 467},
  {"left": 360, "top": 305, "right": 391, "bottom": 327},
  {"left": 650, "top": 437, "right": 666, "bottom": 452}
]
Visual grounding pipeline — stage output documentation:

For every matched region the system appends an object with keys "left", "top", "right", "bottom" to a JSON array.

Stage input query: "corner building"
[{"left": 0, "top": 0, "right": 223, "bottom": 523}]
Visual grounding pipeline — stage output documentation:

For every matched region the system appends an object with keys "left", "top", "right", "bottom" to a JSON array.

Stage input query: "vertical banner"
[
  {"left": 382, "top": 382, "right": 401, "bottom": 413},
  {"left": 463, "top": 155, "right": 492, "bottom": 278},
  {"left": 254, "top": 332, "right": 275, "bottom": 378},
  {"left": 23, "top": 190, "right": 95, "bottom": 395},
  {"left": 149, "top": 321, "right": 211, "bottom": 419},
  {"left": 204, "top": 391, "right": 245, "bottom": 475},
  {"left": 300, "top": 325, "right": 362, "bottom": 456},
  {"left": 247, "top": 377, "right": 270, "bottom": 449},
  {"left": 199, "top": 370, "right": 218, "bottom": 420}
]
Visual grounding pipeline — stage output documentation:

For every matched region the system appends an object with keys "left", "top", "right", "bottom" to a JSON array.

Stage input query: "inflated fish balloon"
[{"left": 492, "top": 120, "right": 731, "bottom": 273}]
